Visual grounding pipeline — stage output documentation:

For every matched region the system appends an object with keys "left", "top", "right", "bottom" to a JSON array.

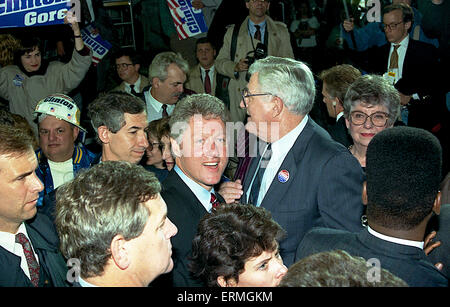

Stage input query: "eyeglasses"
[
  {"left": 115, "top": 63, "right": 134, "bottom": 70},
  {"left": 382, "top": 21, "right": 403, "bottom": 31},
  {"left": 349, "top": 111, "right": 390, "bottom": 127},
  {"left": 241, "top": 88, "right": 273, "bottom": 108}
]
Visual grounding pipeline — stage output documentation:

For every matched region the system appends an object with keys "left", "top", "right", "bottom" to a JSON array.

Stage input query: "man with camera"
[{"left": 215, "top": 0, "right": 294, "bottom": 124}]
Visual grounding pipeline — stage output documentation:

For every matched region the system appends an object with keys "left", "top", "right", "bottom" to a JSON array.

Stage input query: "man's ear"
[
  {"left": 362, "top": 181, "right": 368, "bottom": 206},
  {"left": 404, "top": 20, "right": 412, "bottom": 32},
  {"left": 432, "top": 191, "right": 441, "bottom": 215},
  {"left": 152, "top": 77, "right": 161, "bottom": 88},
  {"left": 110, "top": 234, "right": 130, "bottom": 270},
  {"left": 72, "top": 126, "right": 80, "bottom": 141},
  {"left": 97, "top": 126, "right": 110, "bottom": 144},
  {"left": 217, "top": 276, "right": 237, "bottom": 287},
  {"left": 272, "top": 96, "right": 284, "bottom": 118}
]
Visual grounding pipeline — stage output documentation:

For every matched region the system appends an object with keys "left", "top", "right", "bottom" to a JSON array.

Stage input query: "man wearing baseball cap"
[{"left": 34, "top": 94, "right": 98, "bottom": 218}]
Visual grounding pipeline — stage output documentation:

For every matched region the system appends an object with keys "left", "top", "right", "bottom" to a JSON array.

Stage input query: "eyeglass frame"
[
  {"left": 241, "top": 88, "right": 274, "bottom": 108},
  {"left": 349, "top": 111, "right": 390, "bottom": 127},
  {"left": 115, "top": 63, "right": 135, "bottom": 70},
  {"left": 382, "top": 21, "right": 404, "bottom": 31}
]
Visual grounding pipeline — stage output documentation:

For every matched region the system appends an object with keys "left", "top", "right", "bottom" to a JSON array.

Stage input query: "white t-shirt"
[
  {"left": 48, "top": 158, "right": 74, "bottom": 189},
  {"left": 290, "top": 16, "right": 320, "bottom": 48}
]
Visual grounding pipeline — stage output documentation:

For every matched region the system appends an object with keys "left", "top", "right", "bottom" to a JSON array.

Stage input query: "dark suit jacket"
[
  {"left": 0, "top": 213, "right": 69, "bottom": 287},
  {"left": 241, "top": 118, "right": 365, "bottom": 267},
  {"left": 327, "top": 116, "right": 353, "bottom": 149},
  {"left": 426, "top": 203, "right": 450, "bottom": 279},
  {"left": 158, "top": 170, "right": 224, "bottom": 287},
  {"left": 362, "top": 39, "right": 445, "bottom": 130},
  {"left": 296, "top": 227, "right": 448, "bottom": 287}
]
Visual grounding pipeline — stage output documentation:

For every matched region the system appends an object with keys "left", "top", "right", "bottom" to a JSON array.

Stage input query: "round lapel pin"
[{"left": 278, "top": 170, "right": 289, "bottom": 183}]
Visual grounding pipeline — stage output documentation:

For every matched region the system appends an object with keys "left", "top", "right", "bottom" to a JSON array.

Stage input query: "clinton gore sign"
[{"left": 0, "top": 0, "right": 75, "bottom": 28}]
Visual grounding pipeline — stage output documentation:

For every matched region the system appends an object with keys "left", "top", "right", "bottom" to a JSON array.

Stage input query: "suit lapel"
[{"left": 260, "top": 119, "right": 315, "bottom": 210}]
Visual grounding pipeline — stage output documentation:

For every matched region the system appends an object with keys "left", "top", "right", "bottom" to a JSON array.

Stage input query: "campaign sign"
[
  {"left": 166, "top": 0, "right": 208, "bottom": 40},
  {"left": 81, "top": 24, "right": 112, "bottom": 65},
  {"left": 0, "top": 0, "right": 72, "bottom": 28}
]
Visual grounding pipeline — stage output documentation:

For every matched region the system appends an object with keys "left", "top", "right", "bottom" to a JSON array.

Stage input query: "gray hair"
[
  {"left": 169, "top": 93, "right": 226, "bottom": 144},
  {"left": 55, "top": 161, "right": 161, "bottom": 278},
  {"left": 248, "top": 56, "right": 316, "bottom": 115},
  {"left": 148, "top": 51, "right": 189, "bottom": 81},
  {"left": 343, "top": 75, "right": 401, "bottom": 126},
  {"left": 87, "top": 91, "right": 146, "bottom": 143}
]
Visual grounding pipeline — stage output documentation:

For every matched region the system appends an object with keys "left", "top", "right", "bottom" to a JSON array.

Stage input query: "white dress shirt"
[
  {"left": 247, "top": 115, "right": 309, "bottom": 206},
  {"left": 367, "top": 226, "right": 424, "bottom": 250},
  {"left": 0, "top": 223, "right": 39, "bottom": 280},
  {"left": 387, "top": 35, "right": 409, "bottom": 84},
  {"left": 174, "top": 165, "right": 216, "bottom": 212},
  {"left": 144, "top": 87, "right": 176, "bottom": 122},
  {"left": 124, "top": 75, "right": 143, "bottom": 94}
]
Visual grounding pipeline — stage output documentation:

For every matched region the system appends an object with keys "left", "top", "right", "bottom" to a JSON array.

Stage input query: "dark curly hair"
[{"left": 189, "top": 204, "right": 286, "bottom": 287}]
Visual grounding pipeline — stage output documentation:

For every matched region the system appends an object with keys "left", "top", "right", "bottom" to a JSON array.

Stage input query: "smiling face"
[
  {"left": 39, "top": 116, "right": 78, "bottom": 162},
  {"left": 346, "top": 103, "right": 391, "bottom": 149},
  {"left": 126, "top": 194, "right": 177, "bottom": 286},
  {"left": 101, "top": 112, "right": 149, "bottom": 164},
  {"left": 0, "top": 149, "right": 44, "bottom": 233},
  {"left": 145, "top": 133, "right": 164, "bottom": 168},
  {"left": 20, "top": 46, "right": 41, "bottom": 73},
  {"left": 173, "top": 116, "right": 228, "bottom": 191}
]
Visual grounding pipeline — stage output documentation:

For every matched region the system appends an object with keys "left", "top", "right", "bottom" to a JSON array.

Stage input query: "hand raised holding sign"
[{"left": 64, "top": 10, "right": 85, "bottom": 51}]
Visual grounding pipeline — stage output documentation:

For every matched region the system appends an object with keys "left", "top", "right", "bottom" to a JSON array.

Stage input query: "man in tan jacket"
[
  {"left": 112, "top": 48, "right": 149, "bottom": 97},
  {"left": 215, "top": 0, "right": 294, "bottom": 124}
]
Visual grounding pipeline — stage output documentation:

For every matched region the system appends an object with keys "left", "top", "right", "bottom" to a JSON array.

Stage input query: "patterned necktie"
[
  {"left": 389, "top": 44, "right": 400, "bottom": 69},
  {"left": 204, "top": 69, "right": 211, "bottom": 94},
  {"left": 254, "top": 25, "right": 261, "bottom": 41},
  {"left": 249, "top": 143, "right": 272, "bottom": 205},
  {"left": 15, "top": 233, "right": 40, "bottom": 287},
  {"left": 210, "top": 193, "right": 220, "bottom": 209},
  {"left": 162, "top": 104, "right": 169, "bottom": 118},
  {"left": 130, "top": 84, "right": 138, "bottom": 97}
]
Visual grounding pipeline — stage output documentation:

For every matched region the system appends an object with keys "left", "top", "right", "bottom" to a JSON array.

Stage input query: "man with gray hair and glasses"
[
  {"left": 142, "top": 51, "right": 190, "bottom": 123},
  {"left": 218, "top": 56, "right": 365, "bottom": 267}
]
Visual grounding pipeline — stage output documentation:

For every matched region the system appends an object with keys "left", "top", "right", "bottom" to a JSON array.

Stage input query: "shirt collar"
[
  {"left": 174, "top": 165, "right": 214, "bottom": 212},
  {"left": 392, "top": 35, "right": 409, "bottom": 50},
  {"left": 125, "top": 75, "right": 141, "bottom": 90},
  {"left": 147, "top": 87, "right": 175, "bottom": 113},
  {"left": 0, "top": 223, "right": 30, "bottom": 255},
  {"left": 367, "top": 226, "right": 424, "bottom": 250},
  {"left": 271, "top": 115, "right": 309, "bottom": 158}
]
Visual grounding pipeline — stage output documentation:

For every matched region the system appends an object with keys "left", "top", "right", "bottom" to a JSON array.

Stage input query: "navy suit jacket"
[
  {"left": 158, "top": 170, "right": 224, "bottom": 287},
  {"left": 296, "top": 227, "right": 448, "bottom": 287},
  {"left": 241, "top": 118, "right": 365, "bottom": 267},
  {"left": 327, "top": 116, "right": 353, "bottom": 149}
]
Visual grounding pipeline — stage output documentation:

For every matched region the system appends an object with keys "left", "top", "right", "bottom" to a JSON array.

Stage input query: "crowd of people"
[{"left": 0, "top": 0, "right": 448, "bottom": 288}]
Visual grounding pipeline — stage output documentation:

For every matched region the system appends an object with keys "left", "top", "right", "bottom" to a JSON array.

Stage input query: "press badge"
[
  {"left": 383, "top": 71, "right": 397, "bottom": 85},
  {"left": 13, "top": 74, "right": 24, "bottom": 87}
]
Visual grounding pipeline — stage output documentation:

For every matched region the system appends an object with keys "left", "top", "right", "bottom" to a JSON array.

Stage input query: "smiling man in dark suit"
[
  {"left": 219, "top": 56, "right": 365, "bottom": 267},
  {"left": 296, "top": 126, "right": 448, "bottom": 287},
  {"left": 159, "top": 93, "right": 228, "bottom": 286}
]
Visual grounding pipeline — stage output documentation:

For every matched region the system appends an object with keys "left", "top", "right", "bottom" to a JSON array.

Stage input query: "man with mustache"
[
  {"left": 142, "top": 52, "right": 190, "bottom": 123},
  {"left": 153, "top": 94, "right": 228, "bottom": 287},
  {"left": 0, "top": 125, "right": 69, "bottom": 287},
  {"left": 87, "top": 91, "right": 149, "bottom": 164}
]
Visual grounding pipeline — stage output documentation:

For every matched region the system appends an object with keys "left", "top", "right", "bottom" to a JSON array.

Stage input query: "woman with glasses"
[
  {"left": 144, "top": 117, "right": 175, "bottom": 182},
  {"left": 343, "top": 75, "right": 401, "bottom": 169}
]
